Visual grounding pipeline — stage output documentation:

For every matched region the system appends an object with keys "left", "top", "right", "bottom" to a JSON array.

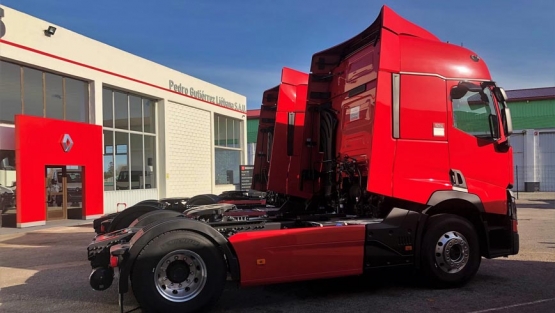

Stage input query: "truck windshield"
[{"left": 452, "top": 85, "right": 498, "bottom": 139}]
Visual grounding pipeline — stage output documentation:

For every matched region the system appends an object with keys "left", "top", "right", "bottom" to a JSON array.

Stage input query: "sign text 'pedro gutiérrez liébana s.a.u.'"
[{"left": 169, "top": 80, "right": 246, "bottom": 112}]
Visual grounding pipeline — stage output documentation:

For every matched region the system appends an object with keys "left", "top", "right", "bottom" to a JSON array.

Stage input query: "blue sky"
[{"left": 2, "top": 0, "right": 554, "bottom": 109}]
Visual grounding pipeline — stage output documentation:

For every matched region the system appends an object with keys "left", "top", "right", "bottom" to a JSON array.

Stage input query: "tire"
[
  {"left": 130, "top": 210, "right": 184, "bottom": 228},
  {"left": 420, "top": 214, "right": 481, "bottom": 288},
  {"left": 106, "top": 205, "right": 159, "bottom": 233},
  {"left": 131, "top": 230, "right": 227, "bottom": 313}
]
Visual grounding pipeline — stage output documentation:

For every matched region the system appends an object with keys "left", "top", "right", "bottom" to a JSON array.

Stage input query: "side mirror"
[
  {"left": 450, "top": 82, "right": 483, "bottom": 99},
  {"left": 494, "top": 87, "right": 508, "bottom": 102},
  {"left": 503, "top": 107, "right": 513, "bottom": 136}
]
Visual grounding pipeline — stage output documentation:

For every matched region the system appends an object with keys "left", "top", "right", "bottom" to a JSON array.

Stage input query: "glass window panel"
[
  {"left": 226, "top": 118, "right": 234, "bottom": 147},
  {"left": 22, "top": 67, "right": 44, "bottom": 117},
  {"left": 0, "top": 149, "right": 16, "bottom": 170},
  {"left": 452, "top": 89, "right": 495, "bottom": 138},
  {"left": 45, "top": 73, "right": 63, "bottom": 120},
  {"left": 103, "top": 88, "right": 157, "bottom": 193},
  {"left": 0, "top": 149, "right": 16, "bottom": 213},
  {"left": 116, "top": 144, "right": 127, "bottom": 154},
  {"left": 114, "top": 132, "right": 129, "bottom": 190},
  {"left": 215, "top": 148, "right": 240, "bottom": 185},
  {"left": 65, "top": 78, "right": 88, "bottom": 123},
  {"left": 233, "top": 119, "right": 241, "bottom": 148},
  {"left": 130, "top": 134, "right": 144, "bottom": 189},
  {"left": 216, "top": 116, "right": 227, "bottom": 146},
  {"left": 144, "top": 135, "right": 156, "bottom": 189},
  {"left": 103, "top": 130, "right": 115, "bottom": 191},
  {"left": 143, "top": 99, "right": 155, "bottom": 134},
  {"left": 213, "top": 115, "right": 218, "bottom": 145},
  {"left": 0, "top": 61, "right": 22, "bottom": 124},
  {"left": 103, "top": 88, "right": 113, "bottom": 127},
  {"left": 114, "top": 91, "right": 128, "bottom": 130},
  {"left": 129, "top": 95, "right": 142, "bottom": 132}
]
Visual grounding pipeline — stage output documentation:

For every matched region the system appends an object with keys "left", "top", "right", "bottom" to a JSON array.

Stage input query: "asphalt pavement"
[{"left": 0, "top": 195, "right": 554, "bottom": 313}]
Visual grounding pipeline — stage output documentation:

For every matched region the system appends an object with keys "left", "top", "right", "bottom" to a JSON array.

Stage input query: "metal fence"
[{"left": 514, "top": 165, "right": 555, "bottom": 192}]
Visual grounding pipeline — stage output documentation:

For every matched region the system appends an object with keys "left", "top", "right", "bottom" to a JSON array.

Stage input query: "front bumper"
[{"left": 508, "top": 189, "right": 519, "bottom": 255}]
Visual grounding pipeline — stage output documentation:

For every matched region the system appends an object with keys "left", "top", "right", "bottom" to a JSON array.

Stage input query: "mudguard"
[
  {"left": 117, "top": 216, "right": 240, "bottom": 294},
  {"left": 425, "top": 190, "right": 485, "bottom": 213},
  {"left": 106, "top": 204, "right": 161, "bottom": 233}
]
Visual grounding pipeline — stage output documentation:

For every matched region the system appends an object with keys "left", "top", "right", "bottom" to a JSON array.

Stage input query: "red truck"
[{"left": 86, "top": 5, "right": 518, "bottom": 313}]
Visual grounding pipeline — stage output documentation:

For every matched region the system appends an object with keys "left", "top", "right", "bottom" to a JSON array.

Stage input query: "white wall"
[
  {"left": 537, "top": 131, "right": 555, "bottom": 191},
  {"left": 164, "top": 101, "right": 213, "bottom": 197},
  {"left": 0, "top": 5, "right": 248, "bottom": 210},
  {"left": 103, "top": 189, "right": 159, "bottom": 214},
  {"left": 510, "top": 128, "right": 555, "bottom": 192}
]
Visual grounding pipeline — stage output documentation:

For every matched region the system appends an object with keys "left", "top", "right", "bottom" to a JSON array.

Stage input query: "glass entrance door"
[{"left": 45, "top": 166, "right": 66, "bottom": 220}]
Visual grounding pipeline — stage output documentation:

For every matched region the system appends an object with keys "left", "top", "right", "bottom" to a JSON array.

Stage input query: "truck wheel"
[
  {"left": 420, "top": 214, "right": 481, "bottom": 288},
  {"left": 131, "top": 230, "right": 227, "bottom": 313}
]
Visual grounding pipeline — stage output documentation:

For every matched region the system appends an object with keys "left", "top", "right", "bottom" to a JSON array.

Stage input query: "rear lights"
[
  {"left": 109, "top": 243, "right": 130, "bottom": 268},
  {"left": 110, "top": 255, "right": 119, "bottom": 268}
]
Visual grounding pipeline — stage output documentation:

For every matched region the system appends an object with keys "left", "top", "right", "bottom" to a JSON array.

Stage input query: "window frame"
[
  {"left": 214, "top": 114, "right": 243, "bottom": 186},
  {"left": 102, "top": 86, "right": 157, "bottom": 191},
  {"left": 451, "top": 87, "right": 498, "bottom": 140},
  {"left": 0, "top": 59, "right": 90, "bottom": 125}
]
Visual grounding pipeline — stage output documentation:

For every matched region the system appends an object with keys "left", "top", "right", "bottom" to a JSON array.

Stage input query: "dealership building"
[{"left": 0, "top": 5, "right": 247, "bottom": 227}]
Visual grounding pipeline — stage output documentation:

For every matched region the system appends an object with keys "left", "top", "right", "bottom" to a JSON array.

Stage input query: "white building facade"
[{"left": 0, "top": 5, "right": 247, "bottom": 214}]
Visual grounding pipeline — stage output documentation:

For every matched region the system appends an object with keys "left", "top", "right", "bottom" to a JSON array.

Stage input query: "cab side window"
[{"left": 452, "top": 91, "right": 495, "bottom": 138}]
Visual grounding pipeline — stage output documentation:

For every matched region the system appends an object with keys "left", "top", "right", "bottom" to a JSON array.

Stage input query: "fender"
[
  {"left": 424, "top": 190, "right": 485, "bottom": 213},
  {"left": 117, "top": 217, "right": 240, "bottom": 294},
  {"left": 420, "top": 190, "right": 491, "bottom": 261}
]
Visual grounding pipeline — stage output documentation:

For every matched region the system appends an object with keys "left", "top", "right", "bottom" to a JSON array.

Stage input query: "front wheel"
[
  {"left": 131, "top": 230, "right": 227, "bottom": 313},
  {"left": 420, "top": 214, "right": 481, "bottom": 288}
]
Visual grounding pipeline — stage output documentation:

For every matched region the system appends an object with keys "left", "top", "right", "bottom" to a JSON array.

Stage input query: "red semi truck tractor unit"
[{"left": 86, "top": 6, "right": 518, "bottom": 313}]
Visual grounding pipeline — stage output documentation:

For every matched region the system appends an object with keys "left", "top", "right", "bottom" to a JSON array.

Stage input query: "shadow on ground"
[
  {"left": 1, "top": 224, "right": 554, "bottom": 313},
  {"left": 516, "top": 199, "right": 555, "bottom": 209},
  {"left": 5, "top": 252, "right": 551, "bottom": 313}
]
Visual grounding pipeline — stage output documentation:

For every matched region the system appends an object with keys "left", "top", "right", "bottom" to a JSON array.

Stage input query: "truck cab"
[{"left": 301, "top": 5, "right": 516, "bottom": 257}]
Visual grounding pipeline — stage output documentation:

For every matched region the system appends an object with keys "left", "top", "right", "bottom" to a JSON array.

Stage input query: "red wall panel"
[{"left": 15, "top": 115, "right": 104, "bottom": 226}]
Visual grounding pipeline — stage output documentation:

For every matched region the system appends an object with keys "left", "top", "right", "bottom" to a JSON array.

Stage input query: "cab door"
[{"left": 446, "top": 81, "right": 511, "bottom": 215}]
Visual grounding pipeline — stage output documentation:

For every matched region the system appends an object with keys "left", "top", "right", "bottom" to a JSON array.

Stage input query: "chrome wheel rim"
[
  {"left": 434, "top": 231, "right": 470, "bottom": 274},
  {"left": 154, "top": 249, "right": 207, "bottom": 302}
]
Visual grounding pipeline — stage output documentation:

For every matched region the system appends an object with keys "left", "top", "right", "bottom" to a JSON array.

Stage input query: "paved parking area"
[{"left": 0, "top": 196, "right": 554, "bottom": 313}]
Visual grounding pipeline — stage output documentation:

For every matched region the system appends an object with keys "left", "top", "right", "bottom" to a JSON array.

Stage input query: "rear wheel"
[
  {"left": 420, "top": 214, "right": 481, "bottom": 288},
  {"left": 131, "top": 230, "right": 227, "bottom": 313}
]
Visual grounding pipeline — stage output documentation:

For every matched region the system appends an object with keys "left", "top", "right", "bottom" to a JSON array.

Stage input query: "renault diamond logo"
[{"left": 61, "top": 134, "right": 74, "bottom": 152}]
